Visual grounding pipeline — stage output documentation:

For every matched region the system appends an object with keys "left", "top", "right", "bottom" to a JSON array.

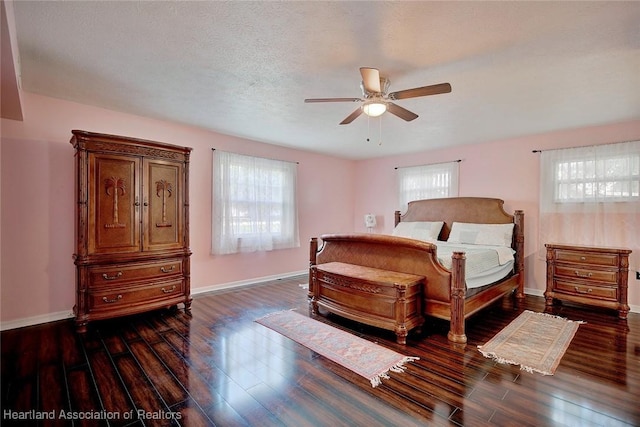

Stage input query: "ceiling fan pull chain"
[{"left": 378, "top": 115, "right": 383, "bottom": 146}]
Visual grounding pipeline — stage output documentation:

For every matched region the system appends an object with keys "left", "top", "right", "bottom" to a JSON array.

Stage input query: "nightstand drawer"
[
  {"left": 554, "top": 250, "right": 619, "bottom": 267},
  {"left": 554, "top": 280, "right": 617, "bottom": 301},
  {"left": 554, "top": 265, "right": 618, "bottom": 284}
]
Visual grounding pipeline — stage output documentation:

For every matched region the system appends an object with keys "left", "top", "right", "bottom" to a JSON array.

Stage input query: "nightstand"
[{"left": 545, "top": 244, "right": 632, "bottom": 319}]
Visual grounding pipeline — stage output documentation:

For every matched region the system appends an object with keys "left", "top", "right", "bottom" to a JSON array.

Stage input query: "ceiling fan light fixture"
[
  {"left": 362, "top": 101, "right": 387, "bottom": 117},
  {"left": 304, "top": 67, "right": 451, "bottom": 125}
]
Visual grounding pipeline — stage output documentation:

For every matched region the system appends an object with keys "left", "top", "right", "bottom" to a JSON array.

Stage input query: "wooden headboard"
[{"left": 394, "top": 197, "right": 520, "bottom": 245}]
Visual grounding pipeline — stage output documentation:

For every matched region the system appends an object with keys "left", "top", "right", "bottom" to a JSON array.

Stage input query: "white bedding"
[{"left": 434, "top": 241, "right": 515, "bottom": 289}]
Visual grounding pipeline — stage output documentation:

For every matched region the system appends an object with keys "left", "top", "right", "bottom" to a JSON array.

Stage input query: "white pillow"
[
  {"left": 447, "top": 222, "right": 514, "bottom": 247},
  {"left": 392, "top": 221, "right": 444, "bottom": 242}
]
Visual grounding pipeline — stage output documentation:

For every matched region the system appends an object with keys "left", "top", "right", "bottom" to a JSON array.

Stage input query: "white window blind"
[
  {"left": 212, "top": 150, "right": 299, "bottom": 255},
  {"left": 397, "top": 161, "right": 459, "bottom": 213}
]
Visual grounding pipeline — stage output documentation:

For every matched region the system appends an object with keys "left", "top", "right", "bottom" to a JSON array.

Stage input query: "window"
[
  {"left": 551, "top": 149, "right": 640, "bottom": 203},
  {"left": 397, "top": 161, "right": 459, "bottom": 212},
  {"left": 212, "top": 150, "right": 299, "bottom": 255},
  {"left": 539, "top": 140, "right": 640, "bottom": 253}
]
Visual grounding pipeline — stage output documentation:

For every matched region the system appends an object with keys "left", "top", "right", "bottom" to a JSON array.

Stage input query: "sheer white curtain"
[
  {"left": 397, "top": 161, "right": 459, "bottom": 213},
  {"left": 539, "top": 140, "right": 640, "bottom": 255},
  {"left": 212, "top": 150, "right": 299, "bottom": 255}
]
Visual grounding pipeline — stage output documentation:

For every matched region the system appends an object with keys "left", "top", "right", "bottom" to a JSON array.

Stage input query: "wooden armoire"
[{"left": 71, "top": 130, "right": 192, "bottom": 333}]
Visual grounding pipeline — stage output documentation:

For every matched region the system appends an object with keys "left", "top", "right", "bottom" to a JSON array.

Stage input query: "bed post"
[
  {"left": 514, "top": 210, "right": 525, "bottom": 300},
  {"left": 309, "top": 238, "right": 318, "bottom": 315},
  {"left": 448, "top": 251, "right": 467, "bottom": 343}
]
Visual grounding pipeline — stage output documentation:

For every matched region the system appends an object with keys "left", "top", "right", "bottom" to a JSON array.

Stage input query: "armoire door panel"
[
  {"left": 143, "top": 159, "right": 183, "bottom": 251},
  {"left": 89, "top": 153, "right": 141, "bottom": 254}
]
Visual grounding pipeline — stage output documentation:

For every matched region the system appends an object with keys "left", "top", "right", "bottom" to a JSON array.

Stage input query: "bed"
[{"left": 308, "top": 197, "right": 525, "bottom": 344}]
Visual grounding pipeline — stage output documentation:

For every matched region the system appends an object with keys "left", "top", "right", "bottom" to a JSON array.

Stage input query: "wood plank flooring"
[{"left": 2, "top": 275, "right": 639, "bottom": 426}]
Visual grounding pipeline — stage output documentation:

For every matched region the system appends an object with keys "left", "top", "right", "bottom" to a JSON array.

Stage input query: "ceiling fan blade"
[
  {"left": 305, "top": 98, "right": 362, "bottom": 103},
  {"left": 386, "top": 102, "right": 418, "bottom": 121},
  {"left": 388, "top": 82, "right": 451, "bottom": 100},
  {"left": 360, "top": 67, "right": 381, "bottom": 93},
  {"left": 339, "top": 108, "right": 363, "bottom": 125}
]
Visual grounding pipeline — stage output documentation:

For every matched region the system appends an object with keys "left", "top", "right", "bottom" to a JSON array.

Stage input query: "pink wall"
[
  {"left": 1, "top": 92, "right": 355, "bottom": 325},
  {"left": 2, "top": 91, "right": 639, "bottom": 326},
  {"left": 353, "top": 120, "right": 640, "bottom": 308}
]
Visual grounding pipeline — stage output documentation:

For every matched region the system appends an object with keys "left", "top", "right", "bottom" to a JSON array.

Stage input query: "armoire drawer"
[
  {"left": 88, "top": 259, "right": 183, "bottom": 287},
  {"left": 88, "top": 280, "right": 185, "bottom": 312}
]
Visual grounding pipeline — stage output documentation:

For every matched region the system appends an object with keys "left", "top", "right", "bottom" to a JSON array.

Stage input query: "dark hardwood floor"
[{"left": 2, "top": 275, "right": 639, "bottom": 426}]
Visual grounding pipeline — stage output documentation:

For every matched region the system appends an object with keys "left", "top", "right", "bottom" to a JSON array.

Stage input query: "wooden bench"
[{"left": 310, "top": 261, "right": 425, "bottom": 344}]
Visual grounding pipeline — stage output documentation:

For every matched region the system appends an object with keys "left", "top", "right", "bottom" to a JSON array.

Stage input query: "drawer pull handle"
[
  {"left": 102, "top": 294, "right": 123, "bottom": 303},
  {"left": 574, "top": 271, "right": 593, "bottom": 278},
  {"left": 161, "top": 285, "right": 176, "bottom": 294},
  {"left": 580, "top": 256, "right": 586, "bottom": 261},
  {"left": 102, "top": 271, "right": 123, "bottom": 280},
  {"left": 574, "top": 287, "right": 593, "bottom": 294},
  {"left": 161, "top": 265, "right": 176, "bottom": 273}
]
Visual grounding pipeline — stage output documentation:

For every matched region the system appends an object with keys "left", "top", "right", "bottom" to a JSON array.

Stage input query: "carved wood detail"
[
  {"left": 155, "top": 179, "right": 173, "bottom": 227},
  {"left": 74, "top": 140, "right": 186, "bottom": 161},
  {"left": 104, "top": 176, "right": 127, "bottom": 228},
  {"left": 317, "top": 271, "right": 383, "bottom": 294}
]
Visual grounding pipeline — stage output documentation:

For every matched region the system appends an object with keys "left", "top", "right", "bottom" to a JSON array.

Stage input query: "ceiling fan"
[{"left": 304, "top": 67, "right": 452, "bottom": 125}]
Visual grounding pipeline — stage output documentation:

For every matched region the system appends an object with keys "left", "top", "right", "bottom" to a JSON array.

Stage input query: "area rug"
[
  {"left": 478, "top": 310, "right": 584, "bottom": 375},
  {"left": 255, "top": 310, "right": 419, "bottom": 387}
]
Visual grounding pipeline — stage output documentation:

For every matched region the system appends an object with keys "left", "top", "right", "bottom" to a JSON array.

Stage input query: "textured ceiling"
[{"left": 10, "top": 1, "right": 640, "bottom": 159}]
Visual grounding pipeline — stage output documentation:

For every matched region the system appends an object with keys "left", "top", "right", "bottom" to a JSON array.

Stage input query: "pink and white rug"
[{"left": 255, "top": 310, "right": 419, "bottom": 387}]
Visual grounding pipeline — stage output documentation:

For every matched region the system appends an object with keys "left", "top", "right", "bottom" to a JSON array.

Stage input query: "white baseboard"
[
  {"left": 524, "top": 287, "right": 545, "bottom": 297},
  {"left": 192, "top": 270, "right": 308, "bottom": 296},
  {"left": 0, "top": 310, "right": 74, "bottom": 332}
]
